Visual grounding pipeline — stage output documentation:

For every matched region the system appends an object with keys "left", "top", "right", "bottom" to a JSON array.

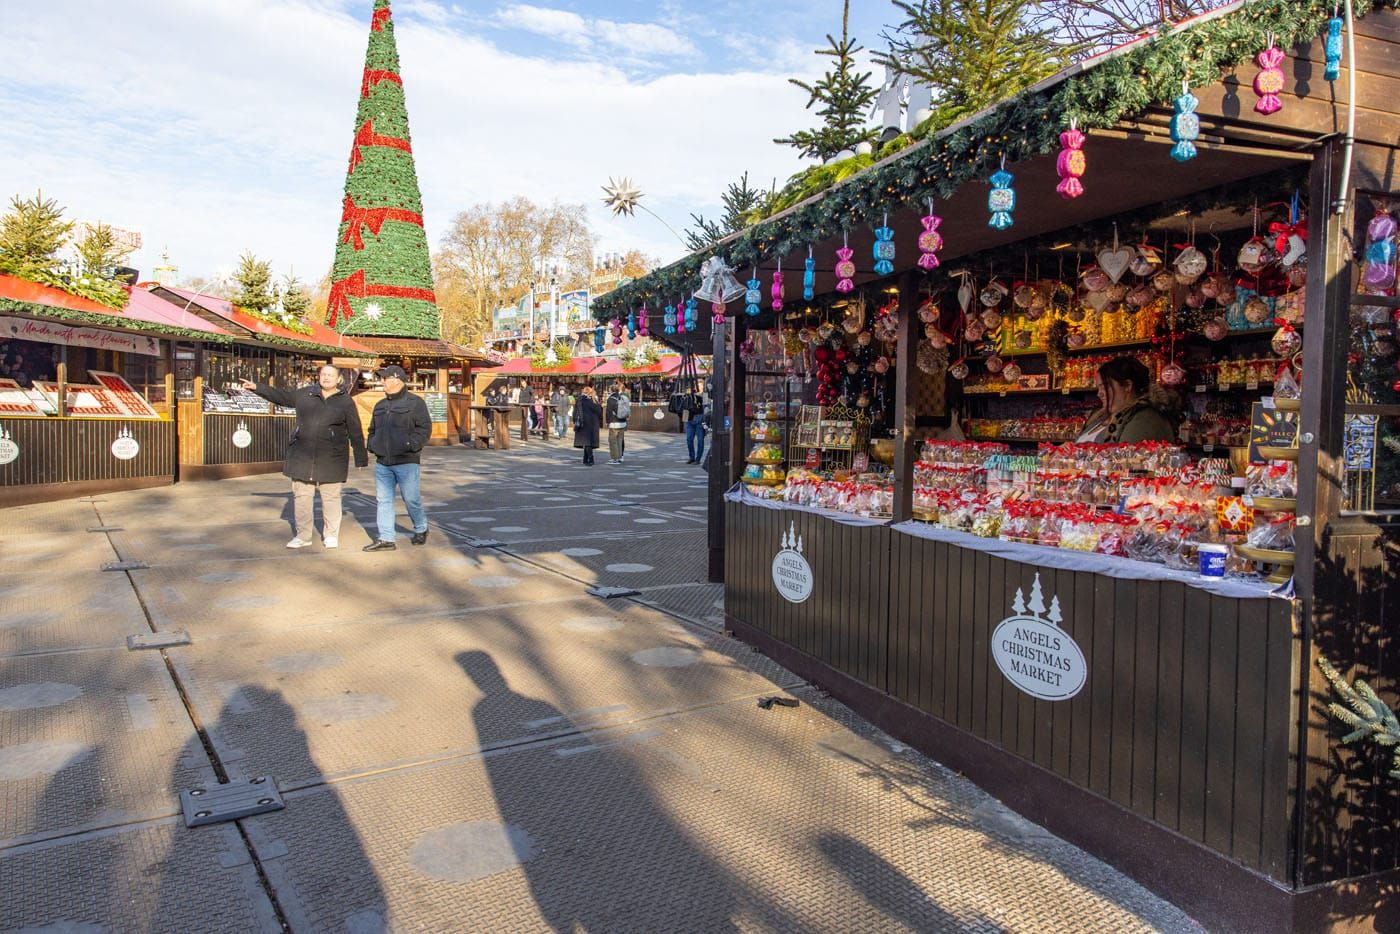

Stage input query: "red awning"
[
  {"left": 0, "top": 274, "right": 233, "bottom": 338},
  {"left": 151, "top": 287, "right": 377, "bottom": 356},
  {"left": 591, "top": 355, "right": 709, "bottom": 377},
  {"left": 492, "top": 357, "right": 605, "bottom": 376}
]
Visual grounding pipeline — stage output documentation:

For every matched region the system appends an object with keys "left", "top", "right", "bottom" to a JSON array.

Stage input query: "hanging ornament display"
[
  {"left": 817, "top": 320, "right": 836, "bottom": 341},
  {"left": 840, "top": 299, "right": 864, "bottom": 335},
  {"left": 918, "top": 201, "right": 944, "bottom": 270},
  {"left": 917, "top": 298, "right": 939, "bottom": 324},
  {"left": 1170, "top": 83, "right": 1200, "bottom": 162},
  {"left": 610, "top": 316, "right": 623, "bottom": 345},
  {"left": 1174, "top": 245, "right": 1208, "bottom": 284},
  {"left": 1244, "top": 295, "right": 1272, "bottom": 325},
  {"left": 988, "top": 162, "right": 1015, "bottom": 230},
  {"left": 1097, "top": 229, "right": 1133, "bottom": 284},
  {"left": 1253, "top": 38, "right": 1286, "bottom": 116},
  {"left": 1130, "top": 244, "right": 1162, "bottom": 277},
  {"left": 1271, "top": 318, "right": 1302, "bottom": 357},
  {"left": 638, "top": 304, "right": 649, "bottom": 338},
  {"left": 1325, "top": 13, "right": 1344, "bottom": 81},
  {"left": 663, "top": 303, "right": 677, "bottom": 335},
  {"left": 683, "top": 297, "right": 698, "bottom": 332},
  {"left": 694, "top": 255, "right": 742, "bottom": 325},
  {"left": 949, "top": 358, "right": 969, "bottom": 381},
  {"left": 873, "top": 215, "right": 895, "bottom": 275},
  {"left": 1000, "top": 360, "right": 1023, "bottom": 382},
  {"left": 745, "top": 269, "right": 762, "bottom": 317},
  {"left": 1159, "top": 362, "right": 1186, "bottom": 386},
  {"left": 594, "top": 324, "right": 606, "bottom": 352},
  {"left": 771, "top": 263, "right": 785, "bottom": 312},
  {"left": 985, "top": 353, "right": 1005, "bottom": 374},
  {"left": 835, "top": 232, "right": 857, "bottom": 293},
  {"left": 803, "top": 248, "right": 815, "bottom": 300},
  {"left": 1203, "top": 315, "right": 1229, "bottom": 343},
  {"left": 626, "top": 310, "right": 637, "bottom": 340},
  {"left": 1055, "top": 121, "right": 1086, "bottom": 199},
  {"left": 1362, "top": 208, "right": 1398, "bottom": 290}
]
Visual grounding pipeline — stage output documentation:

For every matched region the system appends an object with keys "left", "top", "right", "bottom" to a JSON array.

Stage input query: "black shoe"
[
  {"left": 362, "top": 540, "right": 396, "bottom": 552},
  {"left": 411, "top": 530, "right": 428, "bottom": 545}
]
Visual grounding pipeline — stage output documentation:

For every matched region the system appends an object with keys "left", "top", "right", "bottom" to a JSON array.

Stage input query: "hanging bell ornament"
[
  {"left": 694, "top": 255, "right": 745, "bottom": 305},
  {"left": 1271, "top": 319, "right": 1302, "bottom": 357},
  {"left": 1174, "top": 245, "right": 1208, "bottom": 284},
  {"left": 1159, "top": 362, "right": 1187, "bottom": 386}
]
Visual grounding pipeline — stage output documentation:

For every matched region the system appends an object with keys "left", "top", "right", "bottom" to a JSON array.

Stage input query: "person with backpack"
[
  {"left": 605, "top": 381, "right": 631, "bottom": 465},
  {"left": 681, "top": 382, "right": 706, "bottom": 464}
]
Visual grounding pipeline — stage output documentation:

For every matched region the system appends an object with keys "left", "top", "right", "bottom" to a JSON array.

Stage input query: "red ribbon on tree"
[
  {"left": 340, "top": 195, "right": 423, "bottom": 250},
  {"left": 348, "top": 119, "right": 413, "bottom": 173},
  {"left": 327, "top": 269, "right": 437, "bottom": 328},
  {"left": 360, "top": 68, "right": 403, "bottom": 99},
  {"left": 371, "top": 7, "right": 391, "bottom": 31}
]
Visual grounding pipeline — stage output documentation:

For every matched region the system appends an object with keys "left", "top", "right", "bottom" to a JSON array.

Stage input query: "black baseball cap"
[{"left": 378, "top": 365, "right": 407, "bottom": 380}]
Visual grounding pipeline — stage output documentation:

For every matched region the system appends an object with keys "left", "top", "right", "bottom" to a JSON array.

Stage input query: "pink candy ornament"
[
  {"left": 771, "top": 268, "right": 785, "bottom": 312},
  {"left": 835, "top": 233, "right": 856, "bottom": 293},
  {"left": 1253, "top": 42, "right": 1286, "bottom": 115},
  {"left": 918, "top": 205, "right": 944, "bottom": 270},
  {"left": 1055, "top": 123, "right": 1086, "bottom": 199}
]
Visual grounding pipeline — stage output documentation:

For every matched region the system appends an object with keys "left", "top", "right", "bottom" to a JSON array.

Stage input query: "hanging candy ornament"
[
  {"left": 918, "top": 201, "right": 944, "bottom": 270},
  {"left": 1159, "top": 362, "right": 1187, "bottom": 386},
  {"left": 1170, "top": 83, "right": 1200, "bottom": 162},
  {"left": 988, "top": 162, "right": 1015, "bottom": 230},
  {"left": 1253, "top": 38, "right": 1286, "bottom": 116},
  {"left": 1325, "top": 13, "right": 1344, "bottom": 82},
  {"left": 745, "top": 269, "right": 762, "bottom": 317},
  {"left": 1271, "top": 318, "right": 1302, "bottom": 357},
  {"left": 626, "top": 310, "right": 637, "bottom": 340},
  {"left": 835, "top": 233, "right": 857, "bottom": 293},
  {"left": 1000, "top": 360, "right": 1023, "bottom": 382},
  {"left": 803, "top": 248, "right": 815, "bottom": 300},
  {"left": 683, "top": 297, "right": 698, "bottom": 332},
  {"left": 1362, "top": 208, "right": 1398, "bottom": 290},
  {"left": 638, "top": 303, "right": 649, "bottom": 338},
  {"left": 1055, "top": 120, "right": 1086, "bottom": 199},
  {"left": 663, "top": 303, "right": 677, "bottom": 335},
  {"left": 610, "top": 316, "right": 623, "bottom": 345},
  {"left": 594, "top": 324, "right": 606, "bottom": 352},
  {"left": 873, "top": 215, "right": 895, "bottom": 275},
  {"left": 771, "top": 264, "right": 785, "bottom": 312}
]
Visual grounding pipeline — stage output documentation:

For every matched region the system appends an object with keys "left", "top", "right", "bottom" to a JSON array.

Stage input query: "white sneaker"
[
  {"left": 286, "top": 538, "right": 312, "bottom": 549},
  {"left": 323, "top": 536, "right": 338, "bottom": 549}
]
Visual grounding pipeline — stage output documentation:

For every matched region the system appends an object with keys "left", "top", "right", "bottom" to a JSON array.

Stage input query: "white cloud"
[
  {"left": 0, "top": 0, "right": 819, "bottom": 284},
  {"left": 493, "top": 3, "right": 698, "bottom": 59}
]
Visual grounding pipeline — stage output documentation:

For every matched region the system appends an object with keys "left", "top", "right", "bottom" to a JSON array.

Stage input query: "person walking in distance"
[
  {"left": 240, "top": 365, "right": 367, "bottom": 549},
  {"left": 682, "top": 382, "right": 706, "bottom": 464},
  {"left": 550, "top": 384, "right": 569, "bottom": 439},
  {"left": 605, "top": 380, "right": 630, "bottom": 465},
  {"left": 573, "top": 385, "right": 603, "bottom": 466},
  {"left": 363, "top": 366, "right": 431, "bottom": 551}
]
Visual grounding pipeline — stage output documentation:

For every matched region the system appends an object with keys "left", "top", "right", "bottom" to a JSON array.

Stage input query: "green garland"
[{"left": 593, "top": 0, "right": 1395, "bottom": 321}]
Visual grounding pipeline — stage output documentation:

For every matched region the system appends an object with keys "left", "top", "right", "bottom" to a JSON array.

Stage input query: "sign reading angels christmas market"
[{"left": 990, "top": 574, "right": 1086, "bottom": 701}]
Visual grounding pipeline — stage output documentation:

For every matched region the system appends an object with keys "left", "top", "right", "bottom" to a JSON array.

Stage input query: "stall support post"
[
  {"left": 707, "top": 319, "right": 732, "bottom": 583},
  {"left": 892, "top": 270, "right": 921, "bottom": 522},
  {"left": 727, "top": 316, "right": 747, "bottom": 488},
  {"left": 55, "top": 358, "right": 68, "bottom": 418}
]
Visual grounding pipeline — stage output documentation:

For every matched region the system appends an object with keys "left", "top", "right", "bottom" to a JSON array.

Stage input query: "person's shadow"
[{"left": 458, "top": 650, "right": 752, "bottom": 931}]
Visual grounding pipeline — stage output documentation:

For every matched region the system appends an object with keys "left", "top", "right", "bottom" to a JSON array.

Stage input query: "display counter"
[{"left": 0, "top": 414, "right": 176, "bottom": 506}]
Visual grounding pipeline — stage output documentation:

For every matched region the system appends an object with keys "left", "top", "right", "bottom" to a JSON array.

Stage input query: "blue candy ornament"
[
  {"left": 626, "top": 310, "right": 637, "bottom": 340},
  {"left": 803, "top": 248, "right": 815, "bottom": 300},
  {"left": 593, "top": 324, "right": 606, "bottom": 352},
  {"left": 683, "top": 297, "right": 698, "bottom": 332},
  {"left": 745, "top": 270, "right": 762, "bottom": 317},
  {"left": 987, "top": 166, "right": 1015, "bottom": 230},
  {"left": 663, "top": 302, "right": 677, "bottom": 335},
  {"left": 1170, "top": 83, "right": 1199, "bottom": 162},
  {"left": 873, "top": 217, "right": 895, "bottom": 275},
  {"left": 1325, "top": 15, "right": 1343, "bottom": 81}
]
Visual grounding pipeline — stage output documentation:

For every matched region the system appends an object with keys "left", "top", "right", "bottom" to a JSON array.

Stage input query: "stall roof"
[
  {"left": 149, "top": 286, "right": 378, "bottom": 358},
  {"left": 491, "top": 357, "right": 605, "bottom": 376},
  {"left": 591, "top": 355, "right": 710, "bottom": 377},
  {"left": 593, "top": 0, "right": 1372, "bottom": 323},
  {"left": 0, "top": 274, "right": 237, "bottom": 342},
  {"left": 352, "top": 335, "right": 496, "bottom": 365}
]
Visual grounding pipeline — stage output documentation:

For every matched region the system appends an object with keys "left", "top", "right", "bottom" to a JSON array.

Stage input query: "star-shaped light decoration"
[
  {"left": 601, "top": 177, "right": 643, "bottom": 217},
  {"left": 364, "top": 302, "right": 384, "bottom": 321}
]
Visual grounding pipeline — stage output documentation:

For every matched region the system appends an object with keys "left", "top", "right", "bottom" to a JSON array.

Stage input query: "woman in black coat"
[
  {"left": 240, "top": 366, "right": 367, "bottom": 548},
  {"left": 572, "top": 385, "right": 603, "bottom": 465}
]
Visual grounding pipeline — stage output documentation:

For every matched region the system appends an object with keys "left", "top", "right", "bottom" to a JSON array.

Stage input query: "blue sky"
[{"left": 0, "top": 0, "right": 902, "bottom": 285}]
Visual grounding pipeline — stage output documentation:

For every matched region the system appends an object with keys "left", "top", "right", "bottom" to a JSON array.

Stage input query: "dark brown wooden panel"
[
  {"left": 202, "top": 414, "right": 295, "bottom": 466},
  {"left": 1178, "top": 586, "right": 1212, "bottom": 842},
  {"left": 1153, "top": 584, "right": 1186, "bottom": 831},
  {"left": 1230, "top": 598, "right": 1270, "bottom": 868},
  {"left": 1131, "top": 582, "right": 1161, "bottom": 818},
  {"left": 1204, "top": 596, "right": 1240, "bottom": 855},
  {"left": 0, "top": 416, "right": 175, "bottom": 487}
]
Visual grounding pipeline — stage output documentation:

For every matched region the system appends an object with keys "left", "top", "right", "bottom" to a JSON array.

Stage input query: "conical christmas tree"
[{"left": 327, "top": 0, "right": 439, "bottom": 338}]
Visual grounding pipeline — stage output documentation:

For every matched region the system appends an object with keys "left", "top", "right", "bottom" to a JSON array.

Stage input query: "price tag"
[
  {"left": 1062, "top": 388, "right": 1071, "bottom": 395},
  {"left": 1242, "top": 495, "right": 1255, "bottom": 507},
  {"left": 1194, "top": 385, "right": 1207, "bottom": 394},
  {"left": 1246, "top": 379, "right": 1259, "bottom": 390},
  {"left": 998, "top": 391, "right": 1007, "bottom": 397},
  {"left": 1202, "top": 443, "right": 1215, "bottom": 452},
  {"left": 1219, "top": 383, "right": 1231, "bottom": 392}
]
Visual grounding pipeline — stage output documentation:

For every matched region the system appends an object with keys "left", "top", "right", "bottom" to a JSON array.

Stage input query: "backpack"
[{"left": 615, "top": 395, "right": 631, "bottom": 420}]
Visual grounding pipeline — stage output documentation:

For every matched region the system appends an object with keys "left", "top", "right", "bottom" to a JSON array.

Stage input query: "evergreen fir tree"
[
  {"left": 685, "top": 172, "right": 771, "bottom": 252},
  {"left": 233, "top": 252, "right": 275, "bottom": 311},
  {"left": 74, "top": 221, "right": 134, "bottom": 280},
  {"left": 774, "top": 0, "right": 878, "bottom": 161},
  {"left": 877, "top": 0, "right": 1068, "bottom": 133},
  {"left": 0, "top": 191, "right": 73, "bottom": 281},
  {"left": 327, "top": 0, "right": 440, "bottom": 338},
  {"left": 281, "top": 274, "right": 311, "bottom": 317}
]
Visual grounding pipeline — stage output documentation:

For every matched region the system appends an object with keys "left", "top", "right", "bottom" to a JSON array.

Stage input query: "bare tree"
[{"left": 1027, "top": 0, "right": 1231, "bottom": 57}]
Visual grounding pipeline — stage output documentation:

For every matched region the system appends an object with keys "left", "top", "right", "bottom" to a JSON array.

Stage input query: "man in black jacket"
[
  {"left": 363, "top": 365, "right": 432, "bottom": 552},
  {"left": 240, "top": 365, "right": 367, "bottom": 549}
]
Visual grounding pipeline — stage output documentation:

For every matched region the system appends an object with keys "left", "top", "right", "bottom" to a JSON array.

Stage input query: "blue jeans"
[
  {"left": 374, "top": 462, "right": 426, "bottom": 542},
  {"left": 685, "top": 418, "right": 705, "bottom": 461}
]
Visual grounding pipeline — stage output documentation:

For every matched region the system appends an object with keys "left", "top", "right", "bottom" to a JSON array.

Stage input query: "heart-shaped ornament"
[
  {"left": 1098, "top": 246, "right": 1134, "bottom": 283},
  {"left": 1084, "top": 290, "right": 1112, "bottom": 312}
]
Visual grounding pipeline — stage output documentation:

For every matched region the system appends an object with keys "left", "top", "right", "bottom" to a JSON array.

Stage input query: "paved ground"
[{"left": 0, "top": 431, "right": 1202, "bottom": 933}]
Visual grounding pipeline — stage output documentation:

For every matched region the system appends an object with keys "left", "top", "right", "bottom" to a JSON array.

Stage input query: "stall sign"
[
  {"left": 990, "top": 574, "right": 1086, "bottom": 701},
  {"left": 231, "top": 421, "right": 252, "bottom": 449},
  {"left": 1247, "top": 400, "right": 1298, "bottom": 462},
  {"left": 423, "top": 392, "right": 448, "bottom": 424},
  {"left": 110, "top": 426, "right": 141, "bottom": 460},
  {"left": 771, "top": 521, "right": 814, "bottom": 603},
  {"left": 0, "top": 315, "right": 161, "bottom": 356},
  {"left": 0, "top": 425, "right": 17, "bottom": 465},
  {"left": 1344, "top": 414, "right": 1378, "bottom": 470}
]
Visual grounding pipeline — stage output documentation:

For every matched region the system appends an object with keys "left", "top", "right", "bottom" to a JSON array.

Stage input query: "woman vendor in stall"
[{"left": 1075, "top": 356, "right": 1176, "bottom": 444}]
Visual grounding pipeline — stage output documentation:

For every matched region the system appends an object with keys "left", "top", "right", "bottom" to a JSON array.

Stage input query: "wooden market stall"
[
  {"left": 591, "top": 354, "right": 711, "bottom": 431},
  {"left": 0, "top": 275, "right": 232, "bottom": 506},
  {"left": 590, "top": 3, "right": 1400, "bottom": 929},
  {"left": 471, "top": 357, "right": 604, "bottom": 446},
  {"left": 351, "top": 336, "right": 498, "bottom": 446},
  {"left": 146, "top": 286, "right": 378, "bottom": 480}
]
